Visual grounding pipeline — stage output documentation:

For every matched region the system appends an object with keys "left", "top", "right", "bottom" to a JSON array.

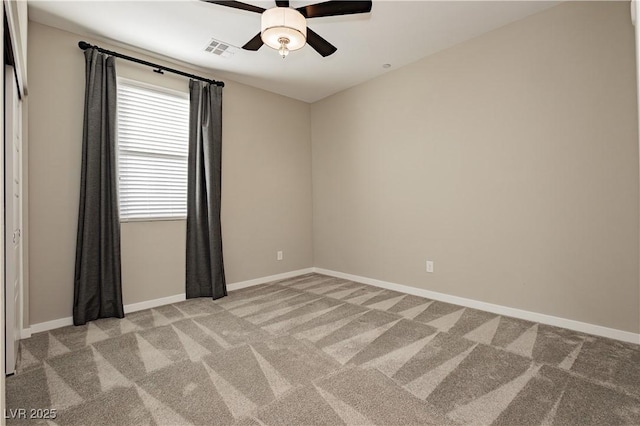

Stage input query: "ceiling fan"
[{"left": 203, "top": 1, "right": 373, "bottom": 58}]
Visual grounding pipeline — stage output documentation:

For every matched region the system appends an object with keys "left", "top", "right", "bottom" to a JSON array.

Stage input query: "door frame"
[{"left": 4, "top": 62, "right": 21, "bottom": 376}]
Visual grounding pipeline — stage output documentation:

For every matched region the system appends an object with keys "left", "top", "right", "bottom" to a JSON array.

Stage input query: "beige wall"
[
  {"left": 311, "top": 1, "right": 640, "bottom": 332},
  {"left": 28, "top": 22, "right": 313, "bottom": 325}
]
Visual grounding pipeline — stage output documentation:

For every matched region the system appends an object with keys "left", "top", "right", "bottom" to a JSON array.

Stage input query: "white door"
[{"left": 5, "top": 65, "right": 22, "bottom": 375}]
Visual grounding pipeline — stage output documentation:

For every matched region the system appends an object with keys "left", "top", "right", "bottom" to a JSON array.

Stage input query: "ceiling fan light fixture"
[
  {"left": 261, "top": 7, "right": 306, "bottom": 55},
  {"left": 278, "top": 37, "right": 290, "bottom": 58}
]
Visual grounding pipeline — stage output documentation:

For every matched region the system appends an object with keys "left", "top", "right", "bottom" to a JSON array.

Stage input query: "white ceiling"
[{"left": 28, "top": 0, "right": 560, "bottom": 103}]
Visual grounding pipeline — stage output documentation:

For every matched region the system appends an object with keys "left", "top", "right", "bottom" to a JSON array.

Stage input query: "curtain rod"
[{"left": 78, "top": 41, "right": 224, "bottom": 87}]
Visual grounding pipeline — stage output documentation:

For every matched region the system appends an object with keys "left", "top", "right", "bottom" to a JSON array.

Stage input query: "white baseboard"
[
  {"left": 123, "top": 293, "right": 186, "bottom": 314},
  {"left": 313, "top": 268, "right": 640, "bottom": 345},
  {"left": 25, "top": 267, "right": 314, "bottom": 336},
  {"left": 26, "top": 266, "right": 637, "bottom": 345},
  {"left": 30, "top": 317, "right": 74, "bottom": 334},
  {"left": 227, "top": 268, "right": 315, "bottom": 291}
]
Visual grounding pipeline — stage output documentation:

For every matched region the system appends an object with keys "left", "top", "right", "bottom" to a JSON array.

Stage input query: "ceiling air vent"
[{"left": 204, "top": 39, "right": 237, "bottom": 58}]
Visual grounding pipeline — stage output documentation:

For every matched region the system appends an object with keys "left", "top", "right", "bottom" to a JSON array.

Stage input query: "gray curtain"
[
  {"left": 73, "top": 48, "right": 124, "bottom": 326},
  {"left": 186, "top": 80, "right": 226, "bottom": 299}
]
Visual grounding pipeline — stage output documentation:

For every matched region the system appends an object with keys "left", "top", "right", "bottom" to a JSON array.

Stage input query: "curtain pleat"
[
  {"left": 73, "top": 48, "right": 124, "bottom": 325},
  {"left": 186, "top": 81, "right": 226, "bottom": 299}
]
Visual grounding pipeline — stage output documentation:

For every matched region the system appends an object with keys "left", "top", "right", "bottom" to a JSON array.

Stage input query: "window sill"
[{"left": 120, "top": 217, "right": 186, "bottom": 223}]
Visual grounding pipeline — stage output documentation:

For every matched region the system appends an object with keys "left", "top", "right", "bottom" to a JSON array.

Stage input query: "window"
[{"left": 117, "top": 79, "right": 190, "bottom": 220}]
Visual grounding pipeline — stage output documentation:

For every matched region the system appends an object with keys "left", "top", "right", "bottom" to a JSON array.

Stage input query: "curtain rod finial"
[{"left": 78, "top": 41, "right": 92, "bottom": 50}]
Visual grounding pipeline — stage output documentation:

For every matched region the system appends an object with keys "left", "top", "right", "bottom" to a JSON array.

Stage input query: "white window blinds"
[{"left": 117, "top": 80, "right": 190, "bottom": 220}]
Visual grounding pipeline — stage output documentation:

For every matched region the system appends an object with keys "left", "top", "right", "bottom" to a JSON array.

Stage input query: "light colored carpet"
[{"left": 7, "top": 273, "right": 640, "bottom": 425}]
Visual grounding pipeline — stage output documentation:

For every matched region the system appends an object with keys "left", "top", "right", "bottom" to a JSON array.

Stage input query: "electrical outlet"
[
  {"left": 277, "top": 251, "right": 283, "bottom": 261},
  {"left": 426, "top": 260, "right": 434, "bottom": 273}
]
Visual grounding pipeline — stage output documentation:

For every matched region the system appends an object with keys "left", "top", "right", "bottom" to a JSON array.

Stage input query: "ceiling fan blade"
[
  {"left": 202, "top": 0, "right": 265, "bottom": 14},
  {"left": 275, "top": 0, "right": 290, "bottom": 7},
  {"left": 242, "top": 32, "right": 264, "bottom": 51},
  {"left": 306, "top": 28, "right": 337, "bottom": 57},
  {"left": 297, "top": 0, "right": 372, "bottom": 18}
]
